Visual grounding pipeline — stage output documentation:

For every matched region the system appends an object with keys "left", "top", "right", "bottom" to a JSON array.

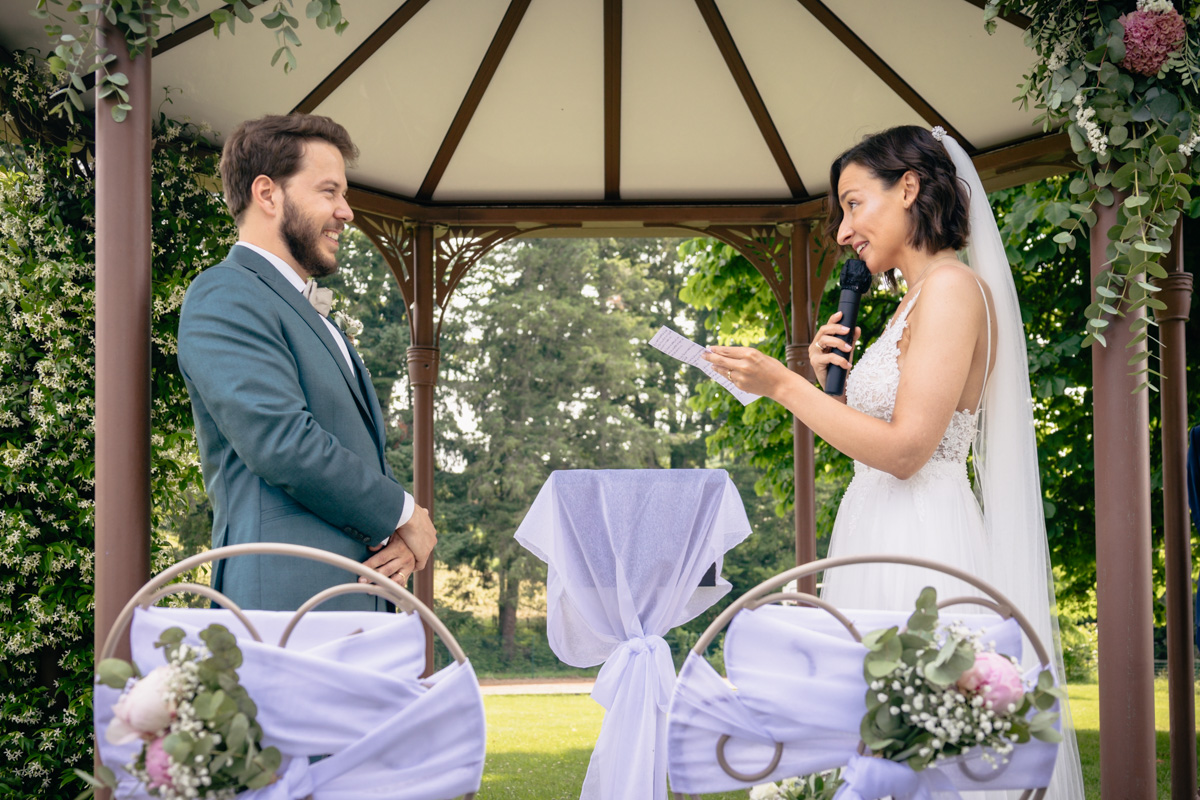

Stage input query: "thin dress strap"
[{"left": 973, "top": 278, "right": 992, "bottom": 413}]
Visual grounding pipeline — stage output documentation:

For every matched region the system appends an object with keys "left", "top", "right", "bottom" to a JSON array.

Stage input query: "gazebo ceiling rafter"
[
  {"left": 795, "top": 0, "right": 975, "bottom": 152},
  {"left": 603, "top": 0, "right": 621, "bottom": 200},
  {"left": 694, "top": 0, "right": 806, "bottom": 199},
  {"left": 416, "top": 0, "right": 533, "bottom": 201},
  {"left": 292, "top": 0, "right": 433, "bottom": 115}
]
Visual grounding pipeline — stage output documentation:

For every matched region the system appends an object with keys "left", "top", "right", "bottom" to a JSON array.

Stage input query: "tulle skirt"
[
  {"left": 821, "top": 460, "right": 991, "bottom": 613},
  {"left": 819, "top": 460, "right": 1019, "bottom": 800}
]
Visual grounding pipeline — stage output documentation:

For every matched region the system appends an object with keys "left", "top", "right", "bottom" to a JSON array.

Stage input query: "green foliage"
[
  {"left": 35, "top": 0, "right": 350, "bottom": 121},
  {"left": 0, "top": 52, "right": 233, "bottom": 798},
  {"left": 985, "top": 0, "right": 1200, "bottom": 371}
]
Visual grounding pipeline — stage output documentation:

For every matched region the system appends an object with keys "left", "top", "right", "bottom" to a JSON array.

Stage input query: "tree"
[{"left": 438, "top": 238, "right": 668, "bottom": 660}]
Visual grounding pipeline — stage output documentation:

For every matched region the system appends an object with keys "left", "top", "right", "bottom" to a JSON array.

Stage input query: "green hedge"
[{"left": 0, "top": 54, "right": 233, "bottom": 798}]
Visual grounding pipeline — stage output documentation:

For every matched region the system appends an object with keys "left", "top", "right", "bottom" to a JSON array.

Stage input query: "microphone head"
[{"left": 840, "top": 258, "right": 872, "bottom": 294}]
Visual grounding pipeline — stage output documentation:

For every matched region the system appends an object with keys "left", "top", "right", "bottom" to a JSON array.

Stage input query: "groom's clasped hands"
[{"left": 361, "top": 504, "right": 438, "bottom": 587}]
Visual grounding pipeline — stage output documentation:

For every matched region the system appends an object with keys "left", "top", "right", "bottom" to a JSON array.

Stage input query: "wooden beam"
[
  {"left": 694, "top": 0, "right": 806, "bottom": 198},
  {"left": 794, "top": 0, "right": 975, "bottom": 152},
  {"left": 604, "top": 0, "right": 622, "bottom": 200},
  {"left": 417, "top": 0, "right": 533, "bottom": 201},
  {"left": 292, "top": 0, "right": 433, "bottom": 115}
]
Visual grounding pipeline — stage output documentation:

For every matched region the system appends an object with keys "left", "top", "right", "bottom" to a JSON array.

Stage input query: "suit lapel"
[
  {"left": 347, "top": 340, "right": 389, "bottom": 466},
  {"left": 228, "top": 246, "right": 379, "bottom": 443}
]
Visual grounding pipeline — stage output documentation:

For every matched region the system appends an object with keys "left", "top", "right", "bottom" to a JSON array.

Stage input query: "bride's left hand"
[{"left": 703, "top": 346, "right": 792, "bottom": 398}]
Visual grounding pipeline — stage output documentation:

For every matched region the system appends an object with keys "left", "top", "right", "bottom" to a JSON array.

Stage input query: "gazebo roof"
[{"left": 0, "top": 0, "right": 1073, "bottom": 222}]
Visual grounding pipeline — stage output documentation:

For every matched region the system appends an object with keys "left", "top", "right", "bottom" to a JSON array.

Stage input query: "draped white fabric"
[
  {"left": 514, "top": 469, "right": 753, "bottom": 800},
  {"left": 94, "top": 607, "right": 486, "bottom": 800},
  {"left": 667, "top": 605, "right": 1059, "bottom": 797}
]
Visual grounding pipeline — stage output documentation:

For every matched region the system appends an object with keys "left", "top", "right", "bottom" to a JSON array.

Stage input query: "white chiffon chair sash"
[
  {"left": 515, "top": 469, "right": 753, "bottom": 800},
  {"left": 666, "top": 605, "right": 1059, "bottom": 797},
  {"left": 94, "top": 607, "right": 486, "bottom": 800}
]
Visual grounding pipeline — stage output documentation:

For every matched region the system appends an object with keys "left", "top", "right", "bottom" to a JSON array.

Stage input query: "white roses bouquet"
[{"left": 78, "top": 624, "right": 281, "bottom": 800}]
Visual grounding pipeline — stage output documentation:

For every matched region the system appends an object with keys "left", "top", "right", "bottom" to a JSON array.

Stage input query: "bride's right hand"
[{"left": 809, "top": 311, "right": 860, "bottom": 392}]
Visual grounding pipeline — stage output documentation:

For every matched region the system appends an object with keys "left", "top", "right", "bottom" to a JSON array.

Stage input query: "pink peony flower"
[
  {"left": 957, "top": 652, "right": 1026, "bottom": 713},
  {"left": 144, "top": 737, "right": 175, "bottom": 790},
  {"left": 105, "top": 666, "right": 176, "bottom": 745},
  {"left": 1119, "top": 7, "right": 1187, "bottom": 76}
]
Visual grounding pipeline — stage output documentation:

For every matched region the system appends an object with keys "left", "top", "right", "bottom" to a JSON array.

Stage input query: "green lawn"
[{"left": 482, "top": 679, "right": 1200, "bottom": 799}]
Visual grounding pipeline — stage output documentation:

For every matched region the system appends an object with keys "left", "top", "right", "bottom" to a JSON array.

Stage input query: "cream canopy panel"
[
  {"left": 620, "top": 0, "right": 790, "bottom": 200},
  {"left": 717, "top": 0, "right": 928, "bottom": 197},
  {"left": 435, "top": 0, "right": 606, "bottom": 201},
  {"left": 150, "top": 1, "right": 399, "bottom": 143},
  {"left": 826, "top": 0, "right": 1040, "bottom": 149},
  {"left": 319, "top": 0, "right": 511, "bottom": 198}
]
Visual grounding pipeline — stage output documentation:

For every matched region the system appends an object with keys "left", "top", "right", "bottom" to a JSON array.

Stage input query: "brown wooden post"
[
  {"left": 786, "top": 224, "right": 817, "bottom": 593},
  {"left": 1153, "top": 222, "right": 1196, "bottom": 800},
  {"left": 1091, "top": 199, "right": 1157, "bottom": 796},
  {"left": 94, "top": 17, "right": 151, "bottom": 800},
  {"left": 407, "top": 223, "right": 439, "bottom": 676},
  {"left": 95, "top": 20, "right": 152, "bottom": 665}
]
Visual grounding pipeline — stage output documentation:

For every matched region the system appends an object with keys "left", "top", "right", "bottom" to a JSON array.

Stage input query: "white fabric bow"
[
  {"left": 95, "top": 607, "right": 486, "bottom": 800},
  {"left": 834, "top": 755, "right": 958, "bottom": 800},
  {"left": 667, "top": 605, "right": 1060, "bottom": 796}
]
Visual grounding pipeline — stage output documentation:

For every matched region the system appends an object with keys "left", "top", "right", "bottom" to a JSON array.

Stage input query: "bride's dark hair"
[{"left": 825, "top": 126, "right": 970, "bottom": 261}]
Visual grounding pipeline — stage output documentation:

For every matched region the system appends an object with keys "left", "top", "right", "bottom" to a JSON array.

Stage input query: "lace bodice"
[{"left": 845, "top": 291, "right": 978, "bottom": 465}]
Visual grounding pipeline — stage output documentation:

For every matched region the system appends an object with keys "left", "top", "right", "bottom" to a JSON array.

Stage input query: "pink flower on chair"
[
  {"left": 144, "top": 737, "right": 175, "bottom": 790},
  {"left": 957, "top": 652, "right": 1026, "bottom": 712},
  {"left": 105, "top": 666, "right": 176, "bottom": 744},
  {"left": 1119, "top": 5, "right": 1186, "bottom": 76}
]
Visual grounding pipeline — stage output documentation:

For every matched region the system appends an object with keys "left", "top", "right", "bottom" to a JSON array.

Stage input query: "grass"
[{"left": 481, "top": 679, "right": 1200, "bottom": 799}]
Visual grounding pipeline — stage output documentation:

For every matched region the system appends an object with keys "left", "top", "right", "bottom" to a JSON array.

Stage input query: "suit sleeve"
[{"left": 178, "top": 268, "right": 405, "bottom": 544}]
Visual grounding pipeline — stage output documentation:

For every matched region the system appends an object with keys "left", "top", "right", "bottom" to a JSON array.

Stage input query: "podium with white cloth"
[
  {"left": 94, "top": 543, "right": 486, "bottom": 800},
  {"left": 665, "top": 555, "right": 1061, "bottom": 800},
  {"left": 514, "top": 469, "right": 753, "bottom": 800}
]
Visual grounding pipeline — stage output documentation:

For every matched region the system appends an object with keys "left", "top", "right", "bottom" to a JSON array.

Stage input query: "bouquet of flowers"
[
  {"left": 752, "top": 587, "right": 1065, "bottom": 800},
  {"left": 78, "top": 624, "right": 282, "bottom": 800}
]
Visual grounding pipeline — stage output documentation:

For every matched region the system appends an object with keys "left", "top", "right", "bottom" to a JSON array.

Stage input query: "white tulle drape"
[
  {"left": 94, "top": 607, "right": 486, "bottom": 800},
  {"left": 666, "top": 604, "right": 1061, "bottom": 797},
  {"left": 940, "top": 132, "right": 1085, "bottom": 800},
  {"left": 514, "top": 469, "right": 753, "bottom": 800}
]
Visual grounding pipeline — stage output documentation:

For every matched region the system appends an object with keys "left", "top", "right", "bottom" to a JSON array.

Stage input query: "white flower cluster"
[
  {"left": 1072, "top": 94, "right": 1109, "bottom": 155},
  {"left": 1045, "top": 41, "right": 1069, "bottom": 71},
  {"left": 1137, "top": 0, "right": 1175, "bottom": 12},
  {"left": 1179, "top": 132, "right": 1200, "bottom": 157}
]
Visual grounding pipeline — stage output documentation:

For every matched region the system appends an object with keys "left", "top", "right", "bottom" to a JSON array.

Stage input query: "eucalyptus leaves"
[
  {"left": 985, "top": 0, "right": 1199, "bottom": 377},
  {"left": 80, "top": 624, "right": 281, "bottom": 800},
  {"left": 34, "top": 0, "right": 349, "bottom": 122}
]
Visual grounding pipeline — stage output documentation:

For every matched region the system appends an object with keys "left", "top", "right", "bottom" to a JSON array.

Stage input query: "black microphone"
[{"left": 823, "top": 258, "right": 872, "bottom": 396}]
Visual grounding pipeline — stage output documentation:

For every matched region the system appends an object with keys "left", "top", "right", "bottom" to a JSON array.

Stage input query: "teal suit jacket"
[{"left": 178, "top": 245, "right": 405, "bottom": 611}]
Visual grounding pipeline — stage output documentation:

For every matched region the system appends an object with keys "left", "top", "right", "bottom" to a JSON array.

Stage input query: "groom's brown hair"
[{"left": 220, "top": 114, "right": 359, "bottom": 224}]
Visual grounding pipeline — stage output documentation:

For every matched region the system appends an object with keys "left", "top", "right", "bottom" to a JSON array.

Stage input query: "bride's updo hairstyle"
[{"left": 825, "top": 126, "right": 970, "bottom": 267}]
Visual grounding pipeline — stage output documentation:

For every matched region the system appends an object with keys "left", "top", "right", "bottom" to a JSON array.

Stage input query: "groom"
[{"left": 178, "top": 114, "right": 436, "bottom": 611}]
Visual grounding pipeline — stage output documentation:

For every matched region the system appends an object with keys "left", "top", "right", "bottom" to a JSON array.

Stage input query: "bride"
[{"left": 702, "top": 125, "right": 1084, "bottom": 798}]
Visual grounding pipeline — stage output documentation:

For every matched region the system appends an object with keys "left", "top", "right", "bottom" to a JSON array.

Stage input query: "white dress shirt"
[{"left": 236, "top": 241, "right": 414, "bottom": 534}]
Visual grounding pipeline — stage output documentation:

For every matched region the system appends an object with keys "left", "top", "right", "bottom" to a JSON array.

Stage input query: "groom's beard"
[{"left": 282, "top": 197, "right": 338, "bottom": 279}]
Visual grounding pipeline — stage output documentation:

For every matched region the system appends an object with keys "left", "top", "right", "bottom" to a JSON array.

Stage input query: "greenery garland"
[
  {"left": 985, "top": 0, "right": 1200, "bottom": 385},
  {"left": 34, "top": 0, "right": 348, "bottom": 122}
]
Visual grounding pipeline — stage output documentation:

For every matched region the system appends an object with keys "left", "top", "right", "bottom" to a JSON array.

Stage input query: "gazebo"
[{"left": 0, "top": 1, "right": 1192, "bottom": 797}]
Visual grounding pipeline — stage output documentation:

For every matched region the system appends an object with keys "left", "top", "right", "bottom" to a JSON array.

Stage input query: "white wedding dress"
[{"left": 820, "top": 287, "right": 990, "bottom": 611}]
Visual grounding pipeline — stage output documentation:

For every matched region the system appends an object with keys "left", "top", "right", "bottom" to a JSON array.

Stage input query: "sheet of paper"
[{"left": 649, "top": 326, "right": 760, "bottom": 406}]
